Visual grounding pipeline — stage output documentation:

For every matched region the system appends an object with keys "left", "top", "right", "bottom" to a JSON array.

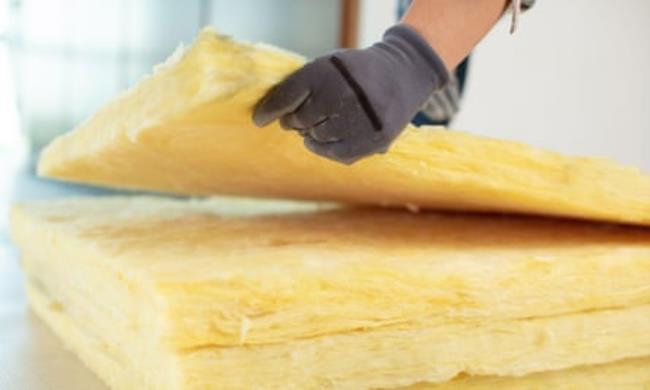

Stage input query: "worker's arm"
[
  {"left": 403, "top": 0, "right": 508, "bottom": 70},
  {"left": 253, "top": 0, "right": 508, "bottom": 164}
]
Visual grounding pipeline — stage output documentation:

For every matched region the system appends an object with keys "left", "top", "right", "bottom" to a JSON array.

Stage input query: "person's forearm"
[{"left": 402, "top": 0, "right": 508, "bottom": 70}]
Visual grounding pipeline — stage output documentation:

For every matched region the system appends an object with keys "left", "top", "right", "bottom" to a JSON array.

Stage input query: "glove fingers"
[
  {"left": 303, "top": 114, "right": 389, "bottom": 164},
  {"left": 303, "top": 119, "right": 373, "bottom": 164},
  {"left": 279, "top": 114, "right": 302, "bottom": 131},
  {"left": 284, "top": 96, "right": 331, "bottom": 131},
  {"left": 252, "top": 72, "right": 311, "bottom": 127},
  {"left": 304, "top": 138, "right": 361, "bottom": 165},
  {"left": 306, "top": 119, "right": 340, "bottom": 143}
]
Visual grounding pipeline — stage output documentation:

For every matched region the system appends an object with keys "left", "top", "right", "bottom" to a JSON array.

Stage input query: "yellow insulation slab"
[
  {"left": 411, "top": 357, "right": 650, "bottom": 390},
  {"left": 10, "top": 196, "right": 650, "bottom": 389},
  {"left": 38, "top": 29, "right": 650, "bottom": 226}
]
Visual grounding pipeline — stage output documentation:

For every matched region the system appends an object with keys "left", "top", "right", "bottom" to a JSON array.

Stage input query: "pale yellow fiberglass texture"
[
  {"left": 10, "top": 196, "right": 650, "bottom": 389},
  {"left": 38, "top": 29, "right": 650, "bottom": 226}
]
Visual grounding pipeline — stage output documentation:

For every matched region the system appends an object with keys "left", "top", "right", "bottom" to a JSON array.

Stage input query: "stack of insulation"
[{"left": 11, "top": 29, "right": 650, "bottom": 389}]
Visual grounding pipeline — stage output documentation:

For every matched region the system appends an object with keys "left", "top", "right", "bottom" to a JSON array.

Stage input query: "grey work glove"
[{"left": 252, "top": 24, "right": 449, "bottom": 164}]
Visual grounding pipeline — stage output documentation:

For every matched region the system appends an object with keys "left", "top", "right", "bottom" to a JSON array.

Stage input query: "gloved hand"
[{"left": 252, "top": 24, "right": 449, "bottom": 164}]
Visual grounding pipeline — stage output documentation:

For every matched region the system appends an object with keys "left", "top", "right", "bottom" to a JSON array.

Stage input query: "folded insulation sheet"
[
  {"left": 11, "top": 196, "right": 650, "bottom": 389},
  {"left": 38, "top": 29, "right": 650, "bottom": 226}
]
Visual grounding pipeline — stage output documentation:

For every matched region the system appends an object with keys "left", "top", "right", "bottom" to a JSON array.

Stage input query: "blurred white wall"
[
  {"left": 359, "top": 0, "right": 650, "bottom": 171},
  {"left": 358, "top": 0, "right": 395, "bottom": 48}
]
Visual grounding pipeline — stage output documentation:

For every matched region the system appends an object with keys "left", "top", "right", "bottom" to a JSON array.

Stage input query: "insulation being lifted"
[{"left": 38, "top": 29, "right": 650, "bottom": 226}]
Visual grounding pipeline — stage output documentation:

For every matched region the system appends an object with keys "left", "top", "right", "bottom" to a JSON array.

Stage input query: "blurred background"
[{"left": 0, "top": 0, "right": 649, "bottom": 223}]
